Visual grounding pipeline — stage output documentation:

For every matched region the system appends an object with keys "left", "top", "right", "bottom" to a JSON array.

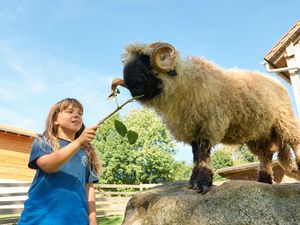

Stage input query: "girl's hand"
[{"left": 77, "top": 125, "right": 99, "bottom": 146}]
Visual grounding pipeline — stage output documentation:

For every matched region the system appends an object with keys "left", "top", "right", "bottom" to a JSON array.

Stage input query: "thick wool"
[{"left": 123, "top": 43, "right": 300, "bottom": 174}]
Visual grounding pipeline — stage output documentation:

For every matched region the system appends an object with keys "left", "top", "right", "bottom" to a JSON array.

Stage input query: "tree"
[
  {"left": 173, "top": 161, "right": 192, "bottom": 181},
  {"left": 92, "top": 107, "right": 186, "bottom": 184},
  {"left": 211, "top": 147, "right": 234, "bottom": 181},
  {"left": 211, "top": 144, "right": 258, "bottom": 181},
  {"left": 123, "top": 108, "right": 176, "bottom": 154},
  {"left": 236, "top": 144, "right": 258, "bottom": 163}
]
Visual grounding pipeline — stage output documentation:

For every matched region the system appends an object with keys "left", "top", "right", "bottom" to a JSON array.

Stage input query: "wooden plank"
[
  {"left": 0, "top": 208, "right": 23, "bottom": 215},
  {"left": 140, "top": 184, "right": 159, "bottom": 188},
  {"left": 0, "top": 173, "right": 33, "bottom": 182},
  {"left": 96, "top": 197, "right": 131, "bottom": 202},
  {"left": 96, "top": 204, "right": 127, "bottom": 209},
  {"left": 95, "top": 183, "right": 159, "bottom": 189},
  {"left": 96, "top": 208, "right": 125, "bottom": 212},
  {"left": 96, "top": 200, "right": 128, "bottom": 206},
  {"left": 0, "top": 183, "right": 30, "bottom": 188},
  {"left": 95, "top": 184, "right": 141, "bottom": 189},
  {"left": 0, "top": 200, "right": 25, "bottom": 206},
  {"left": 96, "top": 191, "right": 137, "bottom": 196},
  {"left": 0, "top": 192, "right": 28, "bottom": 197}
]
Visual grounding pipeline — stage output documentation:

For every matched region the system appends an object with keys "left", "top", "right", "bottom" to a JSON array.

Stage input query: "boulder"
[{"left": 122, "top": 180, "right": 300, "bottom": 225}]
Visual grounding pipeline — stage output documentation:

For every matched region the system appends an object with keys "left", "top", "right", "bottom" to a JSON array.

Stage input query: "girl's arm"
[
  {"left": 36, "top": 126, "right": 98, "bottom": 173},
  {"left": 86, "top": 183, "right": 97, "bottom": 225}
]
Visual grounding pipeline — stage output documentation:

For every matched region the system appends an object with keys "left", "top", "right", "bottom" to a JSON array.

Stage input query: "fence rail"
[{"left": 0, "top": 182, "right": 159, "bottom": 224}]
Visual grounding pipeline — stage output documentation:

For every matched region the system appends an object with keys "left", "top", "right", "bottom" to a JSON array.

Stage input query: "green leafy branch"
[{"left": 97, "top": 89, "right": 141, "bottom": 145}]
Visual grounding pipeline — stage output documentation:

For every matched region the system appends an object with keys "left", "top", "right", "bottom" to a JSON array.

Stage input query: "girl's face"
[{"left": 55, "top": 104, "right": 83, "bottom": 134}]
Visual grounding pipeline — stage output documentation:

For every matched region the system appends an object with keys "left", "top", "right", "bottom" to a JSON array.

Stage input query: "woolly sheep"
[{"left": 113, "top": 42, "right": 300, "bottom": 193}]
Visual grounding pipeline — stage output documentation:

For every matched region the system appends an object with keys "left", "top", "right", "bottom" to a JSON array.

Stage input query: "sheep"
[{"left": 113, "top": 42, "right": 300, "bottom": 193}]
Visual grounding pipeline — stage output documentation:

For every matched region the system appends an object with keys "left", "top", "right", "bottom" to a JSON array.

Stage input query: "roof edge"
[{"left": 0, "top": 124, "right": 38, "bottom": 137}]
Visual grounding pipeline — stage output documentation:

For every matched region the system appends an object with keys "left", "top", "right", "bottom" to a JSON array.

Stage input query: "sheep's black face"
[{"left": 123, "top": 55, "right": 162, "bottom": 101}]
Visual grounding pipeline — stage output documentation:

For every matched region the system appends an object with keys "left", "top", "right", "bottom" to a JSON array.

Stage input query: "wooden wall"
[{"left": 0, "top": 131, "right": 35, "bottom": 182}]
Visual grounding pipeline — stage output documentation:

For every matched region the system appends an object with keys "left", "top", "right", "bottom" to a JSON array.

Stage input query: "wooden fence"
[{"left": 0, "top": 182, "right": 159, "bottom": 224}]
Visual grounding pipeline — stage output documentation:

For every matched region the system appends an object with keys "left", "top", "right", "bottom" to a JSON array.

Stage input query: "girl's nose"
[{"left": 73, "top": 112, "right": 82, "bottom": 118}]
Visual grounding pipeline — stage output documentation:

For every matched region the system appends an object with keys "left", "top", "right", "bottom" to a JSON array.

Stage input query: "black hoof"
[
  {"left": 257, "top": 171, "right": 273, "bottom": 184},
  {"left": 189, "top": 166, "right": 213, "bottom": 194},
  {"left": 192, "top": 184, "right": 210, "bottom": 194}
]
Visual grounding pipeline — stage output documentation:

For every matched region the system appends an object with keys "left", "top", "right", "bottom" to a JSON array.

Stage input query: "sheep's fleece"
[{"left": 113, "top": 42, "right": 300, "bottom": 193}]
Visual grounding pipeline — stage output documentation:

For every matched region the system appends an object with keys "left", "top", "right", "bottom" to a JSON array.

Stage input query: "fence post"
[{"left": 139, "top": 183, "right": 143, "bottom": 192}]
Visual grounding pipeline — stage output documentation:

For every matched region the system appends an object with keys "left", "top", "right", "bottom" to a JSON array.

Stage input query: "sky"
[{"left": 0, "top": 0, "right": 299, "bottom": 164}]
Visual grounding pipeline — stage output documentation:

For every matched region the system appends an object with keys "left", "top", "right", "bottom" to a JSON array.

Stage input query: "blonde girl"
[{"left": 18, "top": 98, "right": 101, "bottom": 225}]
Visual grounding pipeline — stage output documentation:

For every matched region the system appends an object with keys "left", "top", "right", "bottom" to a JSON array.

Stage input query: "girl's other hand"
[{"left": 77, "top": 125, "right": 99, "bottom": 146}]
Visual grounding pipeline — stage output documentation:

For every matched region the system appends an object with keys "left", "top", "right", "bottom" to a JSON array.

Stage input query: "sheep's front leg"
[{"left": 189, "top": 138, "right": 213, "bottom": 193}]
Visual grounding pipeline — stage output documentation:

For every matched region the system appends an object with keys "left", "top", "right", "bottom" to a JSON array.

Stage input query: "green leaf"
[
  {"left": 114, "top": 120, "right": 128, "bottom": 137},
  {"left": 116, "top": 88, "right": 120, "bottom": 94},
  {"left": 127, "top": 130, "right": 138, "bottom": 145}
]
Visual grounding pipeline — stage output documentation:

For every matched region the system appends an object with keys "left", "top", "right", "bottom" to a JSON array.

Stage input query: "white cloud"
[{"left": 0, "top": 40, "right": 131, "bottom": 129}]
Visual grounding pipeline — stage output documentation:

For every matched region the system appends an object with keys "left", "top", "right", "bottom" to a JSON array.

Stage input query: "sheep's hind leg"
[
  {"left": 257, "top": 153, "right": 274, "bottom": 184},
  {"left": 247, "top": 141, "right": 274, "bottom": 184},
  {"left": 188, "top": 138, "right": 213, "bottom": 193}
]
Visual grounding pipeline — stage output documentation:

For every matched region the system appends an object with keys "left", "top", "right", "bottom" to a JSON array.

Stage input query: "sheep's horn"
[
  {"left": 108, "top": 78, "right": 127, "bottom": 99},
  {"left": 150, "top": 43, "right": 177, "bottom": 73}
]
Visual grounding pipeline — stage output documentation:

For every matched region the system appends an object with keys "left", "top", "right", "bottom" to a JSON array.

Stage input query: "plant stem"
[
  {"left": 115, "top": 97, "right": 120, "bottom": 108},
  {"left": 97, "top": 95, "right": 142, "bottom": 126}
]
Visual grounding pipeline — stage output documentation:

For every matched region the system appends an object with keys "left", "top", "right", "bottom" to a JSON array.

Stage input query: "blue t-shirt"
[{"left": 18, "top": 137, "right": 99, "bottom": 225}]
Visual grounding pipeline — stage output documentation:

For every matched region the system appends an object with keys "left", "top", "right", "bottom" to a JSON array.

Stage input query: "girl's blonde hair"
[{"left": 40, "top": 98, "right": 101, "bottom": 175}]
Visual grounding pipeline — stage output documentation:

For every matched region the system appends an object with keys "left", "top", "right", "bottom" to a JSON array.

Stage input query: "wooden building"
[
  {"left": 0, "top": 124, "right": 37, "bottom": 181},
  {"left": 217, "top": 161, "right": 300, "bottom": 184},
  {"left": 263, "top": 19, "right": 300, "bottom": 113}
]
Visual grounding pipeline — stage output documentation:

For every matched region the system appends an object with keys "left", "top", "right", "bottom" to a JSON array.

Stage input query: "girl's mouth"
[{"left": 72, "top": 121, "right": 80, "bottom": 125}]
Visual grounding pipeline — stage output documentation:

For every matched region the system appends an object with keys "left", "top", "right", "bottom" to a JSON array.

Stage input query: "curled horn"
[{"left": 149, "top": 43, "right": 177, "bottom": 73}]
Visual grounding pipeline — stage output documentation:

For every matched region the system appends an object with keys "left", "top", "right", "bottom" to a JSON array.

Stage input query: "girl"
[{"left": 18, "top": 98, "right": 101, "bottom": 225}]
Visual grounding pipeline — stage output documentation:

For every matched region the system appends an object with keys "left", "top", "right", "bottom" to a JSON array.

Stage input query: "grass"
[{"left": 97, "top": 216, "right": 124, "bottom": 225}]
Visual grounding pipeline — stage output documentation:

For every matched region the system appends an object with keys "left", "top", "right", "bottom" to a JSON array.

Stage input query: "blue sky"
[{"left": 0, "top": 0, "right": 299, "bottom": 163}]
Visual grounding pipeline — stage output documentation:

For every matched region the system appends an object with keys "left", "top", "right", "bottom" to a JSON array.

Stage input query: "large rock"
[{"left": 122, "top": 180, "right": 300, "bottom": 225}]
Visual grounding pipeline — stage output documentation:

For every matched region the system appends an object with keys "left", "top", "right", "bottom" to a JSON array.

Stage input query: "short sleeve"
[
  {"left": 88, "top": 165, "right": 99, "bottom": 183},
  {"left": 28, "top": 137, "right": 53, "bottom": 169}
]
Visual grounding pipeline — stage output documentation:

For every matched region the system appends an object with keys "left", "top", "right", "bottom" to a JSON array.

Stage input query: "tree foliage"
[
  {"left": 93, "top": 108, "right": 191, "bottom": 184},
  {"left": 173, "top": 161, "right": 192, "bottom": 181},
  {"left": 211, "top": 148, "right": 234, "bottom": 181},
  {"left": 211, "top": 144, "right": 258, "bottom": 181},
  {"left": 237, "top": 144, "right": 258, "bottom": 163}
]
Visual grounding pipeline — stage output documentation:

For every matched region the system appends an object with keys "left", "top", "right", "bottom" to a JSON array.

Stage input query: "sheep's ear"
[{"left": 167, "top": 69, "right": 177, "bottom": 76}]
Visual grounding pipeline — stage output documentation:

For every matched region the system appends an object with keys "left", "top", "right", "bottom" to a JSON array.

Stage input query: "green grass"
[{"left": 97, "top": 216, "right": 123, "bottom": 225}]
